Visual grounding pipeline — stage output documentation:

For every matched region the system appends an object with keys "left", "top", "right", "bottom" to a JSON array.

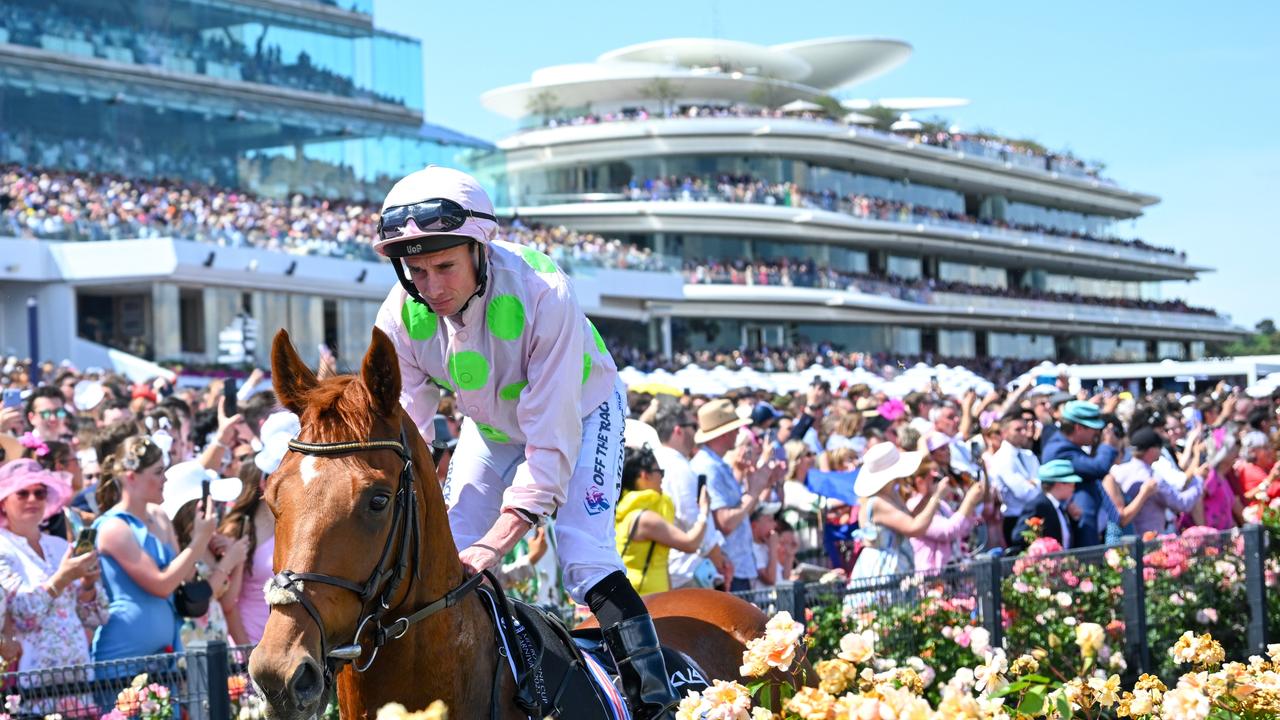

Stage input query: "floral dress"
[{"left": 0, "top": 527, "right": 109, "bottom": 671}]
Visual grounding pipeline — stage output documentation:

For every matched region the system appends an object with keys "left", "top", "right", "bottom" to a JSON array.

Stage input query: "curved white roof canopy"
[
  {"left": 482, "top": 65, "right": 827, "bottom": 119},
  {"left": 598, "top": 38, "right": 813, "bottom": 82},
  {"left": 483, "top": 36, "right": 918, "bottom": 120},
  {"left": 770, "top": 37, "right": 912, "bottom": 90}
]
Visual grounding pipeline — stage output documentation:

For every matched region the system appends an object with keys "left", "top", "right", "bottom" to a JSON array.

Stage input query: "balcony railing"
[{"left": 928, "top": 292, "right": 1235, "bottom": 331}]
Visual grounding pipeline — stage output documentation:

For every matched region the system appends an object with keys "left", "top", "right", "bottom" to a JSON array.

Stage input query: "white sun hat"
[{"left": 853, "top": 443, "right": 925, "bottom": 498}]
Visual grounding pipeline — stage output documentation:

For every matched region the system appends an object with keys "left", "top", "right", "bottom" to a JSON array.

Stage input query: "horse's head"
[{"left": 248, "top": 328, "right": 454, "bottom": 719}]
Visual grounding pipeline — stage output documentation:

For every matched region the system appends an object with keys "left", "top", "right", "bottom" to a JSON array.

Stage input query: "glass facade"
[
  {"left": 938, "top": 261, "right": 1008, "bottom": 289},
  {"left": 938, "top": 329, "right": 976, "bottom": 358},
  {"left": 887, "top": 255, "right": 923, "bottom": 280},
  {"left": 0, "top": 0, "right": 409, "bottom": 106},
  {"left": 672, "top": 319, "right": 921, "bottom": 355},
  {"left": 1065, "top": 337, "right": 1149, "bottom": 362},
  {"left": 654, "top": 234, "right": 869, "bottom": 273},
  {"left": 988, "top": 332, "right": 1057, "bottom": 360},
  {"left": 1002, "top": 200, "right": 1123, "bottom": 239}
]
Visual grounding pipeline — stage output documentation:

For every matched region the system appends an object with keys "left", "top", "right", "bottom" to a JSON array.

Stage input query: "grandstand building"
[
  {"left": 0, "top": 0, "right": 490, "bottom": 369},
  {"left": 480, "top": 37, "right": 1242, "bottom": 363}
]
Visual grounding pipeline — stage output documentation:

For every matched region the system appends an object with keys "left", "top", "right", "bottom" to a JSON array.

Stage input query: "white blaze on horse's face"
[{"left": 300, "top": 455, "right": 320, "bottom": 487}]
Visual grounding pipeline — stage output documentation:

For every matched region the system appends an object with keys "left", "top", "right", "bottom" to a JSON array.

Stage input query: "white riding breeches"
[{"left": 444, "top": 378, "right": 628, "bottom": 603}]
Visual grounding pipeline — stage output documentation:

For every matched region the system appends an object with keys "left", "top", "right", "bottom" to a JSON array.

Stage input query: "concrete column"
[
  {"left": 151, "top": 283, "right": 181, "bottom": 361},
  {"left": 660, "top": 316, "right": 672, "bottom": 360},
  {"left": 203, "top": 288, "right": 242, "bottom": 364},
  {"left": 288, "top": 295, "right": 324, "bottom": 368},
  {"left": 32, "top": 283, "right": 76, "bottom": 365}
]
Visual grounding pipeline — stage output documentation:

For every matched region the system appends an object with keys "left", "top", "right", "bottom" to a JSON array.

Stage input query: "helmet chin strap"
[
  {"left": 455, "top": 242, "right": 488, "bottom": 315},
  {"left": 394, "top": 241, "right": 488, "bottom": 314}
]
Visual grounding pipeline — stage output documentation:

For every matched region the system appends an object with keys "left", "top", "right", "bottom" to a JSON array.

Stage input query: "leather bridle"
[{"left": 266, "top": 425, "right": 486, "bottom": 690}]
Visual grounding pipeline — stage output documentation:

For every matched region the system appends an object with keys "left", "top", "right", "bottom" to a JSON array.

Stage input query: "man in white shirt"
[
  {"left": 985, "top": 415, "right": 1041, "bottom": 543},
  {"left": 648, "top": 397, "right": 732, "bottom": 589}
]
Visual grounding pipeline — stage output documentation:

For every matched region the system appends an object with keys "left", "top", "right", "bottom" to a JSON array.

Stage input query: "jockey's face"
[{"left": 403, "top": 243, "right": 479, "bottom": 316}]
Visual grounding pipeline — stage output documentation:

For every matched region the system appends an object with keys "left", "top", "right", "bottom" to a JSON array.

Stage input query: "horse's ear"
[
  {"left": 271, "top": 330, "right": 318, "bottom": 415},
  {"left": 362, "top": 328, "right": 402, "bottom": 419}
]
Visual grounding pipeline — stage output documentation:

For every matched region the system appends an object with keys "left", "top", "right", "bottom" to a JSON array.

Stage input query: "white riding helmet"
[{"left": 374, "top": 166, "right": 499, "bottom": 307}]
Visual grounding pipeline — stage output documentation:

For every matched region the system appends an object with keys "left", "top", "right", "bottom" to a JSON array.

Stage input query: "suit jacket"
[{"left": 1008, "top": 492, "right": 1079, "bottom": 554}]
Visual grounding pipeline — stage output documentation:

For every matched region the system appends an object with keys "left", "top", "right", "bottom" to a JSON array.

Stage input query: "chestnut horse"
[{"left": 248, "top": 328, "right": 772, "bottom": 720}]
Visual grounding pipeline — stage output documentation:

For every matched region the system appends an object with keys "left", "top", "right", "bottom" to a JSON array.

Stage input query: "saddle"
[{"left": 477, "top": 584, "right": 710, "bottom": 720}]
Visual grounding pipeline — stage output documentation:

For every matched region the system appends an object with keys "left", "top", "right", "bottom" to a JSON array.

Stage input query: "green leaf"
[
  {"left": 1016, "top": 685, "right": 1046, "bottom": 716},
  {"left": 1023, "top": 674, "right": 1052, "bottom": 684},
  {"left": 1056, "top": 696, "right": 1072, "bottom": 718}
]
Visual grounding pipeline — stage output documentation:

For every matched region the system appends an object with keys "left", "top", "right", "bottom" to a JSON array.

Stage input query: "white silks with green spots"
[{"left": 375, "top": 238, "right": 619, "bottom": 521}]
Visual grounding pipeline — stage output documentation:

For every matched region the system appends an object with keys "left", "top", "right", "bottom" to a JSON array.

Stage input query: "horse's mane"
[{"left": 295, "top": 375, "right": 381, "bottom": 442}]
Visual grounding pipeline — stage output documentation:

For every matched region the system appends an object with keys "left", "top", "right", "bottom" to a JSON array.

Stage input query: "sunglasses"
[
  {"left": 37, "top": 409, "right": 69, "bottom": 420},
  {"left": 13, "top": 487, "right": 48, "bottom": 501},
  {"left": 645, "top": 467, "right": 665, "bottom": 477},
  {"left": 233, "top": 452, "right": 255, "bottom": 463},
  {"left": 377, "top": 198, "right": 496, "bottom": 246}
]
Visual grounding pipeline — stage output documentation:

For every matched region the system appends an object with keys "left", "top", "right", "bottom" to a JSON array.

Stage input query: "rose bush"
[{"left": 667, "top": 611, "right": 1280, "bottom": 719}]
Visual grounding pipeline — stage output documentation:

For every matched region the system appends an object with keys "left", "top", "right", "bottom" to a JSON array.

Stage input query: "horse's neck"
[
  {"left": 339, "top": 596, "right": 497, "bottom": 718},
  {"left": 339, "top": 456, "right": 501, "bottom": 718}
]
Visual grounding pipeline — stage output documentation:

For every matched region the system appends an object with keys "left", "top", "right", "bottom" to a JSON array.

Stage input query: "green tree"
[
  {"left": 857, "top": 105, "right": 899, "bottom": 132},
  {"left": 640, "top": 77, "right": 682, "bottom": 117},
  {"left": 1220, "top": 318, "right": 1279, "bottom": 356},
  {"left": 814, "top": 95, "right": 846, "bottom": 120},
  {"left": 525, "top": 89, "right": 562, "bottom": 126},
  {"left": 748, "top": 74, "right": 786, "bottom": 111}
]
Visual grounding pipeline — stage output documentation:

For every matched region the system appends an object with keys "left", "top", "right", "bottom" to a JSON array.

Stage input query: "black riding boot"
[{"left": 602, "top": 614, "right": 680, "bottom": 720}]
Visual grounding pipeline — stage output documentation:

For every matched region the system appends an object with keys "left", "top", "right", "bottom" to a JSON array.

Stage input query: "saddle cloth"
[{"left": 477, "top": 587, "right": 711, "bottom": 720}]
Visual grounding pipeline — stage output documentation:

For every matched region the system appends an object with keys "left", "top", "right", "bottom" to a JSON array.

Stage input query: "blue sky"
[{"left": 376, "top": 0, "right": 1279, "bottom": 330}]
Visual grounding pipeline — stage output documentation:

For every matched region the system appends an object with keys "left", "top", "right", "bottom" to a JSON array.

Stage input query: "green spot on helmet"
[
  {"left": 588, "top": 320, "right": 607, "bottom": 354},
  {"left": 498, "top": 380, "right": 528, "bottom": 402},
  {"left": 401, "top": 300, "right": 438, "bottom": 341},
  {"left": 581, "top": 353, "right": 592, "bottom": 385},
  {"left": 475, "top": 423, "right": 511, "bottom": 443},
  {"left": 486, "top": 294, "right": 526, "bottom": 341},
  {"left": 447, "top": 351, "right": 489, "bottom": 391},
  {"left": 520, "top": 246, "right": 558, "bottom": 274}
]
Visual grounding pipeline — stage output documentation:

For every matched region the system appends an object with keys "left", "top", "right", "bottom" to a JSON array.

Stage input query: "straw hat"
[
  {"left": 694, "top": 398, "right": 753, "bottom": 444},
  {"left": 853, "top": 443, "right": 925, "bottom": 498}
]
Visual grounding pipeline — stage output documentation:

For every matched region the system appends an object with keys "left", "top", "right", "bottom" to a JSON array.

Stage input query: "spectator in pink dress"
[
  {"left": 1181, "top": 440, "right": 1244, "bottom": 531},
  {"left": 906, "top": 459, "right": 988, "bottom": 572}
]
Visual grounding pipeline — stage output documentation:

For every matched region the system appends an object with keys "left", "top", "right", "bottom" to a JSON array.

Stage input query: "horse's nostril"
[{"left": 287, "top": 658, "right": 325, "bottom": 710}]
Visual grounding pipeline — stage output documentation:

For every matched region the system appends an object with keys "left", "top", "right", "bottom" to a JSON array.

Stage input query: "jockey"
[{"left": 372, "top": 166, "right": 679, "bottom": 719}]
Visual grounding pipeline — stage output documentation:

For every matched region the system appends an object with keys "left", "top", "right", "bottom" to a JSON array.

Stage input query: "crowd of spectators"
[
  {"left": 0, "top": 360, "right": 286, "bottom": 691},
  {"left": 524, "top": 362, "right": 1280, "bottom": 599},
  {"left": 0, "top": 3, "right": 402, "bottom": 104},
  {"left": 533, "top": 102, "right": 1114, "bottom": 184},
  {"left": 0, "top": 161, "right": 1213, "bottom": 322},
  {"left": 0, "top": 337, "right": 1275, "bottom": 691},
  {"left": 681, "top": 256, "right": 1219, "bottom": 316},
  {"left": 626, "top": 174, "right": 1182, "bottom": 257}
]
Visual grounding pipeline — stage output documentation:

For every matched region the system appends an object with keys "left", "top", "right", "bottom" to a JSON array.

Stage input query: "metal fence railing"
[{"left": 728, "top": 524, "right": 1274, "bottom": 684}]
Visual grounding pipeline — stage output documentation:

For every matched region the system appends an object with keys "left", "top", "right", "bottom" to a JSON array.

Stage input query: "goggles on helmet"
[{"left": 377, "top": 198, "right": 496, "bottom": 252}]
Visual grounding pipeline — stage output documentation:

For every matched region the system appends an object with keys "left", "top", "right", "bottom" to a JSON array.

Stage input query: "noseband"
[{"left": 267, "top": 427, "right": 485, "bottom": 685}]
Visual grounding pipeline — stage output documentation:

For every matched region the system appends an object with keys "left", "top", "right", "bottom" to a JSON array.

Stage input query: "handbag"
[{"left": 174, "top": 578, "right": 214, "bottom": 618}]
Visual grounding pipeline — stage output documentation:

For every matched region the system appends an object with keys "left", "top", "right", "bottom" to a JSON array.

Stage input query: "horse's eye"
[{"left": 369, "top": 494, "right": 391, "bottom": 512}]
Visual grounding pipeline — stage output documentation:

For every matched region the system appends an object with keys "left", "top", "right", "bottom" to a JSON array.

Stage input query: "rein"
[{"left": 267, "top": 427, "right": 487, "bottom": 689}]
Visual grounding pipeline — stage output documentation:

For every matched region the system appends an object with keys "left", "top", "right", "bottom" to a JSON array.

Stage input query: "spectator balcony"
[
  {"left": 497, "top": 117, "right": 1158, "bottom": 219},
  {"left": 504, "top": 200, "right": 1203, "bottom": 282},
  {"left": 0, "top": 40, "right": 420, "bottom": 135},
  {"left": 678, "top": 283, "right": 1242, "bottom": 344}
]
